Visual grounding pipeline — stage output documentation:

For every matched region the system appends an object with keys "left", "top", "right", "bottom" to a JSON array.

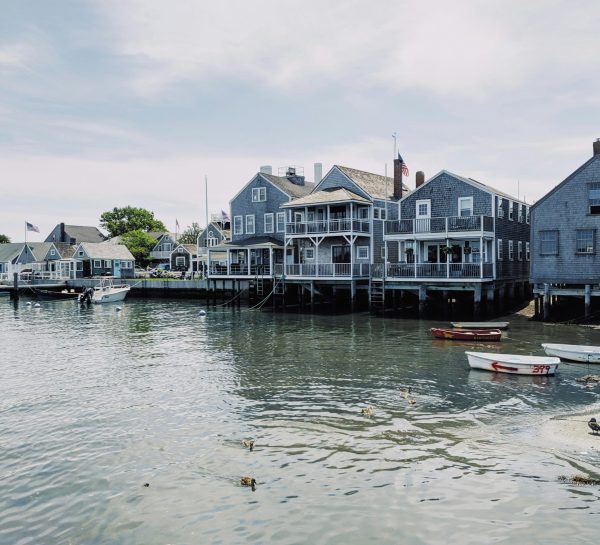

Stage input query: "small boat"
[
  {"left": 452, "top": 321, "right": 509, "bottom": 330},
  {"left": 466, "top": 351, "right": 560, "bottom": 375},
  {"left": 81, "top": 278, "right": 130, "bottom": 304},
  {"left": 431, "top": 327, "right": 502, "bottom": 341},
  {"left": 541, "top": 343, "right": 600, "bottom": 363},
  {"left": 31, "top": 288, "right": 80, "bottom": 301}
]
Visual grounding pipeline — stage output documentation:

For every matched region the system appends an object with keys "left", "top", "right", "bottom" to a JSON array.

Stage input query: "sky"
[{"left": 1, "top": 0, "right": 599, "bottom": 242}]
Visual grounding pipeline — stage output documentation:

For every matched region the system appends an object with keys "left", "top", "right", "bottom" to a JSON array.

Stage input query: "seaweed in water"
[{"left": 558, "top": 474, "right": 600, "bottom": 486}]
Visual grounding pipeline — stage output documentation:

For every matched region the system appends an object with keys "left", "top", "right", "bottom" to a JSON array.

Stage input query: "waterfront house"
[
  {"left": 197, "top": 218, "right": 230, "bottom": 276},
  {"left": 72, "top": 242, "right": 135, "bottom": 278},
  {"left": 383, "top": 169, "right": 530, "bottom": 317},
  {"left": 0, "top": 243, "right": 37, "bottom": 281},
  {"left": 207, "top": 166, "right": 314, "bottom": 278},
  {"left": 149, "top": 232, "right": 178, "bottom": 266},
  {"left": 170, "top": 244, "right": 198, "bottom": 275},
  {"left": 45, "top": 223, "right": 107, "bottom": 244},
  {"left": 530, "top": 139, "right": 600, "bottom": 318},
  {"left": 27, "top": 242, "right": 75, "bottom": 279}
]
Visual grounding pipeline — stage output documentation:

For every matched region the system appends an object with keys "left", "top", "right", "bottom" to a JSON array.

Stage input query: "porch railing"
[
  {"left": 386, "top": 262, "right": 494, "bottom": 279},
  {"left": 284, "top": 263, "right": 370, "bottom": 278},
  {"left": 286, "top": 219, "right": 370, "bottom": 235},
  {"left": 208, "top": 263, "right": 272, "bottom": 276},
  {"left": 385, "top": 215, "right": 494, "bottom": 236}
]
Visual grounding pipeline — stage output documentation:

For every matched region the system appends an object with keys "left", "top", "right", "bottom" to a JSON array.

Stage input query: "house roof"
[
  {"left": 76, "top": 242, "right": 135, "bottom": 260},
  {"left": 0, "top": 243, "right": 25, "bottom": 262},
  {"left": 218, "top": 236, "right": 283, "bottom": 249},
  {"left": 174, "top": 244, "right": 198, "bottom": 255},
  {"left": 27, "top": 242, "right": 55, "bottom": 261},
  {"left": 281, "top": 187, "right": 370, "bottom": 207},
  {"left": 53, "top": 224, "right": 107, "bottom": 243},
  {"left": 260, "top": 173, "right": 315, "bottom": 199},
  {"left": 54, "top": 243, "right": 77, "bottom": 259},
  {"left": 530, "top": 154, "right": 600, "bottom": 209},
  {"left": 336, "top": 165, "right": 410, "bottom": 200}
]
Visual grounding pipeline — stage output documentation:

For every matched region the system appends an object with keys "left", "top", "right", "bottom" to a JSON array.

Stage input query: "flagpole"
[
  {"left": 205, "top": 175, "right": 209, "bottom": 229},
  {"left": 24, "top": 221, "right": 27, "bottom": 244}
]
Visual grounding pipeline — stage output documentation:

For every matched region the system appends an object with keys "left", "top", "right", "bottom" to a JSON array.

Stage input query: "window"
[
  {"left": 207, "top": 237, "right": 218, "bottom": 246},
  {"left": 357, "top": 246, "right": 369, "bottom": 259},
  {"left": 576, "top": 229, "right": 595, "bottom": 254},
  {"left": 245, "top": 215, "right": 255, "bottom": 234},
  {"left": 306, "top": 211, "right": 314, "bottom": 222},
  {"left": 233, "top": 215, "right": 243, "bottom": 235},
  {"left": 518, "top": 241, "right": 523, "bottom": 261},
  {"left": 526, "top": 207, "right": 530, "bottom": 224},
  {"left": 176, "top": 256, "right": 186, "bottom": 267},
  {"left": 164, "top": 243, "right": 172, "bottom": 252},
  {"left": 540, "top": 230, "right": 559, "bottom": 255},
  {"left": 497, "top": 198, "right": 504, "bottom": 218},
  {"left": 252, "top": 187, "right": 266, "bottom": 202},
  {"left": 518, "top": 205, "right": 523, "bottom": 223},
  {"left": 358, "top": 207, "right": 369, "bottom": 220},
  {"left": 382, "top": 246, "right": 387, "bottom": 259},
  {"left": 93, "top": 259, "right": 102, "bottom": 268},
  {"left": 508, "top": 240, "right": 514, "bottom": 261},
  {"left": 373, "top": 208, "right": 386, "bottom": 220},
  {"left": 525, "top": 242, "right": 530, "bottom": 261},
  {"left": 589, "top": 182, "right": 600, "bottom": 214},
  {"left": 76, "top": 261, "right": 83, "bottom": 271},
  {"left": 276, "top": 212, "right": 285, "bottom": 233},
  {"left": 458, "top": 196, "right": 473, "bottom": 217},
  {"left": 178, "top": 246, "right": 185, "bottom": 253},
  {"left": 103, "top": 260, "right": 112, "bottom": 268},
  {"left": 50, "top": 249, "right": 55, "bottom": 256},
  {"left": 497, "top": 239, "right": 503, "bottom": 260},
  {"left": 304, "top": 248, "right": 314, "bottom": 259},
  {"left": 78, "top": 250, "right": 84, "bottom": 257},
  {"left": 264, "top": 213, "right": 274, "bottom": 233},
  {"left": 416, "top": 199, "right": 431, "bottom": 218},
  {"left": 508, "top": 201, "right": 513, "bottom": 221},
  {"left": 121, "top": 261, "right": 132, "bottom": 268}
]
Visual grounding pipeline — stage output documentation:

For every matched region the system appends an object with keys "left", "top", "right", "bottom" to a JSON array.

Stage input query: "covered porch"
[{"left": 208, "top": 238, "right": 284, "bottom": 277}]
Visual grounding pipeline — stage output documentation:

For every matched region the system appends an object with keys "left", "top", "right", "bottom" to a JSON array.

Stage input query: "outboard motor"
[{"left": 79, "top": 287, "right": 94, "bottom": 306}]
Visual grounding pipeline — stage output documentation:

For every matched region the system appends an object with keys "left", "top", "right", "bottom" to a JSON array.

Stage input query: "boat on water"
[
  {"left": 80, "top": 278, "right": 130, "bottom": 304},
  {"left": 466, "top": 351, "right": 560, "bottom": 375},
  {"left": 431, "top": 327, "right": 502, "bottom": 342},
  {"left": 31, "top": 288, "right": 80, "bottom": 301},
  {"left": 452, "top": 321, "right": 509, "bottom": 330},
  {"left": 541, "top": 343, "right": 600, "bottom": 363}
]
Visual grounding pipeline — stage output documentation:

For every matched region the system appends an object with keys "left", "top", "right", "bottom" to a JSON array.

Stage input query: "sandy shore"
[{"left": 540, "top": 406, "right": 600, "bottom": 453}]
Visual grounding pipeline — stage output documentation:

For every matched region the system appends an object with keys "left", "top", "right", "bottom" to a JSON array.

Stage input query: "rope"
[
  {"left": 248, "top": 277, "right": 283, "bottom": 311},
  {"left": 213, "top": 288, "right": 247, "bottom": 308}
]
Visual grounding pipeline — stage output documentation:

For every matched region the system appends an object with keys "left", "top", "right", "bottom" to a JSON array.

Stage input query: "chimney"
[
  {"left": 594, "top": 139, "right": 600, "bottom": 157},
  {"left": 393, "top": 157, "right": 403, "bottom": 199},
  {"left": 60, "top": 222, "right": 65, "bottom": 243},
  {"left": 259, "top": 165, "right": 272, "bottom": 175},
  {"left": 314, "top": 163, "right": 323, "bottom": 184},
  {"left": 285, "top": 166, "right": 305, "bottom": 186},
  {"left": 416, "top": 171, "right": 425, "bottom": 188}
]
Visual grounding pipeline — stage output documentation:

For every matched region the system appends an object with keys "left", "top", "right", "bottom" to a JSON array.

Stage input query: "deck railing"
[
  {"left": 208, "top": 263, "right": 271, "bottom": 276},
  {"left": 385, "top": 215, "right": 494, "bottom": 236},
  {"left": 386, "top": 262, "right": 493, "bottom": 279},
  {"left": 284, "top": 263, "right": 370, "bottom": 278},
  {"left": 286, "top": 219, "right": 370, "bottom": 235}
]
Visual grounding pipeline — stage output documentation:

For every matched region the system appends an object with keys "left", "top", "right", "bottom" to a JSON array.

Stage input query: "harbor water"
[{"left": 1, "top": 298, "right": 600, "bottom": 544}]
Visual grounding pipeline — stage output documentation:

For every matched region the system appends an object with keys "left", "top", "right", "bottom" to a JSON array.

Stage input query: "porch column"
[
  {"left": 351, "top": 280, "right": 356, "bottom": 311},
  {"left": 543, "top": 283, "right": 550, "bottom": 321},
  {"left": 327, "top": 205, "right": 330, "bottom": 232},
  {"left": 247, "top": 249, "right": 250, "bottom": 276},
  {"left": 473, "top": 284, "right": 482, "bottom": 321},
  {"left": 486, "top": 286, "right": 495, "bottom": 318},
  {"left": 226, "top": 250, "right": 230, "bottom": 276},
  {"left": 480, "top": 236, "right": 483, "bottom": 278},
  {"left": 418, "top": 286, "right": 427, "bottom": 318},
  {"left": 446, "top": 237, "right": 450, "bottom": 278},
  {"left": 269, "top": 247, "right": 273, "bottom": 276},
  {"left": 585, "top": 284, "right": 592, "bottom": 317}
]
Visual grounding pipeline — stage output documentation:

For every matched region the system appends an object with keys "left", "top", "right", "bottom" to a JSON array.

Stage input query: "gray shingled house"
[
  {"left": 72, "top": 242, "right": 135, "bottom": 278},
  {"left": 45, "top": 223, "right": 107, "bottom": 244}
]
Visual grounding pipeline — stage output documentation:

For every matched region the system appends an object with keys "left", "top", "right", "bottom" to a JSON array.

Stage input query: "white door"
[{"left": 415, "top": 199, "right": 431, "bottom": 233}]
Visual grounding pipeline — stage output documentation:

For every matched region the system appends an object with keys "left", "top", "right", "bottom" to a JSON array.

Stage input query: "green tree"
[
  {"left": 0, "top": 234, "right": 10, "bottom": 244},
  {"left": 178, "top": 222, "right": 203, "bottom": 244},
  {"left": 120, "top": 230, "right": 157, "bottom": 266},
  {"left": 100, "top": 206, "right": 166, "bottom": 237}
]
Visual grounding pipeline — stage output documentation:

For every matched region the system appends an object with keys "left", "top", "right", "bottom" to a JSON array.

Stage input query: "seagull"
[{"left": 588, "top": 418, "right": 600, "bottom": 435}]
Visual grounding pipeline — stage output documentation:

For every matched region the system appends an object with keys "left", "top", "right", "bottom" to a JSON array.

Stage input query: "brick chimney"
[
  {"left": 393, "top": 157, "right": 403, "bottom": 199},
  {"left": 416, "top": 171, "right": 425, "bottom": 188},
  {"left": 60, "top": 222, "right": 66, "bottom": 243},
  {"left": 594, "top": 138, "right": 600, "bottom": 157}
]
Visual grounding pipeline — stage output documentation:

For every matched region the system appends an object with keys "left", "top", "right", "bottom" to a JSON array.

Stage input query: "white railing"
[
  {"left": 386, "top": 262, "right": 493, "bottom": 279},
  {"left": 286, "top": 219, "right": 370, "bottom": 235},
  {"left": 150, "top": 250, "right": 172, "bottom": 259},
  {"left": 385, "top": 215, "right": 494, "bottom": 236},
  {"left": 284, "top": 263, "right": 370, "bottom": 278}
]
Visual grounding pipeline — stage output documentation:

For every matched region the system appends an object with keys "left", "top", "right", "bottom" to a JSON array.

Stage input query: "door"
[
  {"left": 415, "top": 200, "right": 431, "bottom": 233},
  {"left": 114, "top": 259, "right": 122, "bottom": 278},
  {"left": 332, "top": 245, "right": 351, "bottom": 263}
]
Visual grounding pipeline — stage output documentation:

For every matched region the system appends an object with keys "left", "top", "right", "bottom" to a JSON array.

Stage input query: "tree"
[
  {"left": 0, "top": 234, "right": 10, "bottom": 244},
  {"left": 100, "top": 206, "right": 166, "bottom": 237},
  {"left": 120, "top": 230, "right": 158, "bottom": 266},
  {"left": 178, "top": 222, "right": 203, "bottom": 244}
]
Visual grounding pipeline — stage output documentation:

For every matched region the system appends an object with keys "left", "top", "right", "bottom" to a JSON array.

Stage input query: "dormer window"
[{"left": 252, "top": 187, "right": 266, "bottom": 202}]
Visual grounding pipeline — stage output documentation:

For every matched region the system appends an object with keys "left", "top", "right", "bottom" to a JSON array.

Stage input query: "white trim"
[
  {"left": 416, "top": 199, "right": 431, "bottom": 219},
  {"left": 518, "top": 240, "right": 523, "bottom": 261},
  {"left": 245, "top": 214, "right": 255, "bottom": 235},
  {"left": 93, "top": 259, "right": 102, "bottom": 268},
  {"left": 357, "top": 246, "right": 369, "bottom": 259},
  {"left": 497, "top": 238, "right": 503, "bottom": 260},
  {"left": 508, "top": 240, "right": 514, "bottom": 261},
  {"left": 264, "top": 213, "right": 274, "bottom": 233},
  {"left": 458, "top": 196, "right": 473, "bottom": 216},
  {"left": 252, "top": 186, "right": 267, "bottom": 202},
  {"left": 276, "top": 212, "right": 285, "bottom": 233},
  {"left": 233, "top": 215, "right": 243, "bottom": 235}
]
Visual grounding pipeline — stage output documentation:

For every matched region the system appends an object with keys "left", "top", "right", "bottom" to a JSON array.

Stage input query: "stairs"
[{"left": 370, "top": 279, "right": 385, "bottom": 310}]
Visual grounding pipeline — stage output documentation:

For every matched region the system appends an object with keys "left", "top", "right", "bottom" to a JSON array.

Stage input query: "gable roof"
[
  {"left": 75, "top": 242, "right": 135, "bottom": 260},
  {"left": 49, "top": 224, "right": 107, "bottom": 243},
  {"left": 27, "top": 242, "right": 55, "bottom": 261},
  {"left": 281, "top": 187, "right": 370, "bottom": 207},
  {"left": 531, "top": 154, "right": 600, "bottom": 210},
  {"left": 260, "top": 173, "right": 314, "bottom": 198},
  {"left": 0, "top": 243, "right": 25, "bottom": 263},
  {"left": 335, "top": 165, "right": 410, "bottom": 200},
  {"left": 173, "top": 244, "right": 197, "bottom": 255},
  {"left": 54, "top": 243, "right": 78, "bottom": 259}
]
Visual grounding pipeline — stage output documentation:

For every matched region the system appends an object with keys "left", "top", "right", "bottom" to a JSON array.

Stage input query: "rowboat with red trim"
[
  {"left": 465, "top": 352, "right": 560, "bottom": 375},
  {"left": 431, "top": 328, "right": 502, "bottom": 341}
]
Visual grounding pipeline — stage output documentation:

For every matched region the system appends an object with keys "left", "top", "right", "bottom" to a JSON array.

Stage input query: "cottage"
[
  {"left": 45, "top": 223, "right": 106, "bottom": 244},
  {"left": 149, "top": 232, "right": 178, "bottom": 266},
  {"left": 530, "top": 139, "right": 600, "bottom": 318},
  {"left": 170, "top": 244, "right": 198, "bottom": 275},
  {"left": 72, "top": 242, "right": 135, "bottom": 278},
  {"left": 0, "top": 243, "right": 37, "bottom": 281},
  {"left": 197, "top": 219, "right": 230, "bottom": 276}
]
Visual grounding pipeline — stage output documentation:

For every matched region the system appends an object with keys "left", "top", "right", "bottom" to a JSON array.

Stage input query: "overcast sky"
[{"left": 1, "top": 0, "right": 599, "bottom": 242}]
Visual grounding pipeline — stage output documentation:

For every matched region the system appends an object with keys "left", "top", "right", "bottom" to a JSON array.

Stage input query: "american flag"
[{"left": 397, "top": 153, "right": 409, "bottom": 177}]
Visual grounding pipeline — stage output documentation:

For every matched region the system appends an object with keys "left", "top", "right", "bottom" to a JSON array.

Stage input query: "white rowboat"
[
  {"left": 541, "top": 343, "right": 600, "bottom": 363},
  {"left": 466, "top": 351, "right": 560, "bottom": 375},
  {"left": 452, "top": 322, "right": 509, "bottom": 330}
]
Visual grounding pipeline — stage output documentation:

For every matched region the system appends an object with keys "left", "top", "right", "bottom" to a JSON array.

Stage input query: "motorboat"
[
  {"left": 80, "top": 278, "right": 130, "bottom": 304},
  {"left": 31, "top": 287, "right": 80, "bottom": 301},
  {"left": 541, "top": 343, "right": 600, "bottom": 363},
  {"left": 466, "top": 351, "right": 560, "bottom": 375},
  {"left": 452, "top": 321, "right": 509, "bottom": 330},
  {"left": 431, "top": 327, "right": 502, "bottom": 341}
]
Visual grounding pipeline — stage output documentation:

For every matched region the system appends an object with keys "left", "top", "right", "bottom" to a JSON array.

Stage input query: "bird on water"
[
  {"left": 240, "top": 477, "right": 257, "bottom": 491},
  {"left": 242, "top": 439, "right": 255, "bottom": 451},
  {"left": 588, "top": 418, "right": 600, "bottom": 435}
]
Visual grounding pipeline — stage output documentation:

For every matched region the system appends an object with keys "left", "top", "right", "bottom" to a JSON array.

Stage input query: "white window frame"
[
  {"left": 381, "top": 246, "right": 387, "bottom": 259},
  {"left": 518, "top": 205, "right": 523, "bottom": 223},
  {"left": 50, "top": 249, "right": 55, "bottom": 256},
  {"left": 251, "top": 187, "right": 266, "bottom": 202},
  {"left": 93, "top": 259, "right": 102, "bottom": 268},
  {"left": 358, "top": 207, "right": 369, "bottom": 220},
  {"left": 233, "top": 215, "right": 243, "bottom": 235},
  {"left": 304, "top": 247, "right": 315, "bottom": 260},
  {"left": 540, "top": 230, "right": 559, "bottom": 255},
  {"left": 245, "top": 215, "right": 255, "bottom": 235},
  {"left": 526, "top": 207, "right": 530, "bottom": 224},
  {"left": 508, "top": 201, "right": 513, "bottom": 221},
  {"left": 497, "top": 239, "right": 503, "bottom": 260},
  {"left": 576, "top": 229, "right": 595, "bottom": 254},
  {"left": 497, "top": 198, "right": 504, "bottom": 218},
  {"left": 416, "top": 199, "right": 431, "bottom": 219},
  {"left": 178, "top": 246, "right": 185, "bottom": 253},
  {"left": 276, "top": 212, "right": 285, "bottom": 233},
  {"left": 207, "top": 237, "right": 218, "bottom": 247},
  {"left": 175, "top": 256, "right": 186, "bottom": 267},
  {"left": 121, "top": 260, "right": 132, "bottom": 268},
  {"left": 525, "top": 242, "right": 530, "bottom": 261},
  {"left": 458, "top": 196, "right": 473, "bottom": 217},
  {"left": 518, "top": 240, "right": 523, "bottom": 261},
  {"left": 76, "top": 261, "right": 83, "bottom": 271},
  {"left": 264, "top": 213, "right": 274, "bottom": 233},
  {"left": 508, "top": 240, "right": 514, "bottom": 261},
  {"left": 357, "top": 246, "right": 369, "bottom": 259}
]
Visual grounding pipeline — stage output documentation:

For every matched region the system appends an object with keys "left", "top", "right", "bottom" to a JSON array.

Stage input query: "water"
[{"left": 1, "top": 298, "right": 600, "bottom": 544}]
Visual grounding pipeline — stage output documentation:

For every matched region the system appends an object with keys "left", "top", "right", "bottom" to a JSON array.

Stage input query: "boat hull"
[
  {"left": 431, "top": 328, "right": 502, "bottom": 342},
  {"left": 32, "top": 288, "right": 79, "bottom": 301},
  {"left": 92, "top": 286, "right": 130, "bottom": 304},
  {"left": 466, "top": 351, "right": 560, "bottom": 375},
  {"left": 542, "top": 343, "right": 600, "bottom": 363}
]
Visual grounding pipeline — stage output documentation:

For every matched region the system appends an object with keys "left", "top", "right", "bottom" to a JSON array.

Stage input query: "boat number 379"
[{"left": 532, "top": 364, "right": 552, "bottom": 374}]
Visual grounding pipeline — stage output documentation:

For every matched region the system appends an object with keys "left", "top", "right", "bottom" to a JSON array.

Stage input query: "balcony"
[
  {"left": 275, "top": 263, "right": 370, "bottom": 278},
  {"left": 209, "top": 263, "right": 272, "bottom": 276},
  {"left": 286, "top": 219, "right": 370, "bottom": 236},
  {"left": 385, "top": 262, "right": 494, "bottom": 280},
  {"left": 150, "top": 250, "right": 173, "bottom": 260},
  {"left": 385, "top": 215, "right": 494, "bottom": 236}
]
